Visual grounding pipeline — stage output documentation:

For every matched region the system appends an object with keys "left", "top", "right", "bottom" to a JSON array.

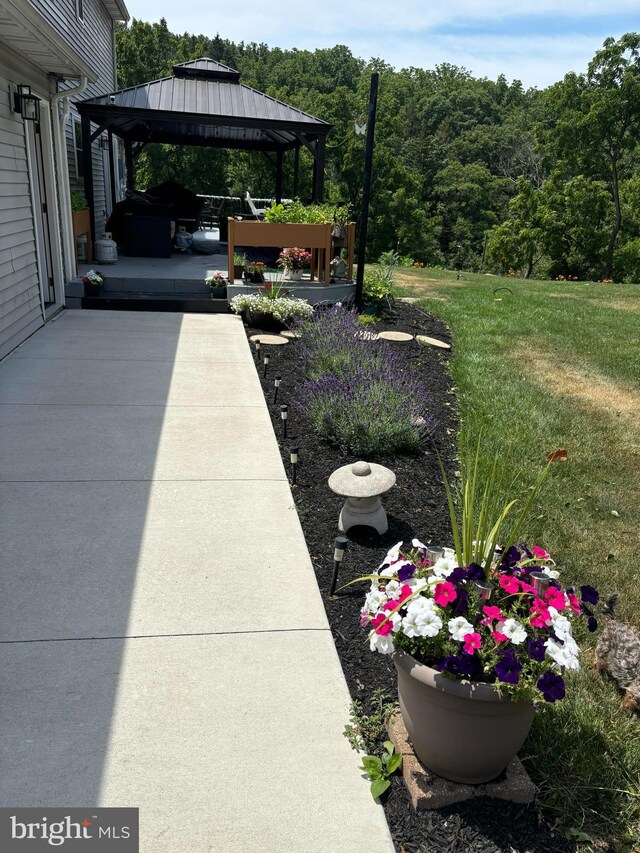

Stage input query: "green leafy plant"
[
  {"left": 343, "top": 689, "right": 397, "bottom": 755},
  {"left": 355, "top": 313, "right": 380, "bottom": 326},
  {"left": 264, "top": 199, "right": 349, "bottom": 225},
  {"left": 70, "top": 191, "right": 87, "bottom": 212},
  {"left": 360, "top": 742, "right": 403, "bottom": 800},
  {"left": 233, "top": 251, "right": 247, "bottom": 266}
]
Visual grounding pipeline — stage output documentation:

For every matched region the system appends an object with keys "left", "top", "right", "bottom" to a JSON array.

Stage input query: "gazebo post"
[
  {"left": 312, "top": 136, "right": 326, "bottom": 201},
  {"left": 124, "top": 139, "right": 134, "bottom": 191},
  {"left": 275, "top": 150, "right": 283, "bottom": 204},
  {"left": 80, "top": 113, "right": 96, "bottom": 244},
  {"left": 107, "top": 129, "right": 117, "bottom": 211},
  {"left": 293, "top": 146, "right": 300, "bottom": 197}
]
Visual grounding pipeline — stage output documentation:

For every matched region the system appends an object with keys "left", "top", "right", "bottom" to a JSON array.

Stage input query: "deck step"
[{"left": 80, "top": 294, "right": 230, "bottom": 313}]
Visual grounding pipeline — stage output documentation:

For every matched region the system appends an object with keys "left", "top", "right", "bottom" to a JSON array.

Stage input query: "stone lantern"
[{"left": 328, "top": 460, "right": 396, "bottom": 535}]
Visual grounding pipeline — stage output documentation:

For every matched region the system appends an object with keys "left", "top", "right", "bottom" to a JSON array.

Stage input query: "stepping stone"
[
  {"left": 249, "top": 334, "right": 289, "bottom": 346},
  {"left": 280, "top": 330, "right": 301, "bottom": 340},
  {"left": 378, "top": 331, "right": 414, "bottom": 342},
  {"left": 416, "top": 335, "right": 451, "bottom": 350}
]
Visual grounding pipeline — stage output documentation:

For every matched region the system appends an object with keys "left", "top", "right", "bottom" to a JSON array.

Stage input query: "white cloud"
[{"left": 124, "top": 0, "right": 637, "bottom": 88}]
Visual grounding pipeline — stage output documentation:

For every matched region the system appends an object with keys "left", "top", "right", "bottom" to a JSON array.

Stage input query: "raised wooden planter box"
[
  {"left": 72, "top": 208, "right": 92, "bottom": 269},
  {"left": 227, "top": 219, "right": 355, "bottom": 285}
]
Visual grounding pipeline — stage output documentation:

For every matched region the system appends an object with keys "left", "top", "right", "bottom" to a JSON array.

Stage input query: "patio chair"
[{"left": 245, "top": 192, "right": 267, "bottom": 219}]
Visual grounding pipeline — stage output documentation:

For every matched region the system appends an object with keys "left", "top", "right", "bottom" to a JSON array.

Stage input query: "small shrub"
[
  {"left": 294, "top": 307, "right": 432, "bottom": 455},
  {"left": 343, "top": 689, "right": 397, "bottom": 755}
]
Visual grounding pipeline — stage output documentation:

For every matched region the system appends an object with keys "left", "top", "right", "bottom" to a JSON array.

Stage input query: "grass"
[{"left": 395, "top": 267, "right": 640, "bottom": 849}]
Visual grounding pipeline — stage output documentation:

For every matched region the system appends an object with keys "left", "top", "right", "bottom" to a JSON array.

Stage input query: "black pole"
[
  {"left": 81, "top": 113, "right": 96, "bottom": 245},
  {"left": 124, "top": 139, "right": 134, "bottom": 191},
  {"left": 293, "top": 146, "right": 300, "bottom": 198},
  {"left": 107, "top": 129, "right": 117, "bottom": 212},
  {"left": 355, "top": 72, "right": 379, "bottom": 310},
  {"left": 275, "top": 150, "right": 283, "bottom": 204}
]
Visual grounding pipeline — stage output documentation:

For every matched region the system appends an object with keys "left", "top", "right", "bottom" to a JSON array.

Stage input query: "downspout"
[{"left": 51, "top": 76, "right": 89, "bottom": 283}]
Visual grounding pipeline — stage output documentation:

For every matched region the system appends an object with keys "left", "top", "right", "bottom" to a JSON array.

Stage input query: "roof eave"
[{"left": 102, "top": 0, "right": 130, "bottom": 22}]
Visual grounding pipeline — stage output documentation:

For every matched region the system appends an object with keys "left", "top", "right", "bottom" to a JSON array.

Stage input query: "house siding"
[
  {"left": 0, "top": 64, "right": 43, "bottom": 360},
  {"left": 29, "top": 0, "right": 118, "bottom": 233}
]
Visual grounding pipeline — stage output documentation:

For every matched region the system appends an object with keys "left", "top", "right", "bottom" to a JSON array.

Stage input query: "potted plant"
[
  {"left": 205, "top": 271, "right": 227, "bottom": 298},
  {"left": 233, "top": 251, "right": 247, "bottom": 281},
  {"left": 276, "top": 247, "right": 311, "bottom": 281},
  {"left": 81, "top": 269, "right": 105, "bottom": 297},
  {"left": 354, "top": 443, "right": 600, "bottom": 784},
  {"left": 244, "top": 261, "right": 266, "bottom": 284},
  {"left": 229, "top": 290, "right": 313, "bottom": 330}
]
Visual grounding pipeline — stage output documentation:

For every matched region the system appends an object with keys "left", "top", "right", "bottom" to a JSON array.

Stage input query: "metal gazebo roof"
[{"left": 77, "top": 59, "right": 332, "bottom": 239}]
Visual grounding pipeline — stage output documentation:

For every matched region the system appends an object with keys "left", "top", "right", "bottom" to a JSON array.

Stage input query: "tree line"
[{"left": 116, "top": 21, "right": 640, "bottom": 280}]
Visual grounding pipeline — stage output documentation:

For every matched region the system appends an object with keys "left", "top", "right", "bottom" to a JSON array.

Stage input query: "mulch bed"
[{"left": 242, "top": 300, "right": 572, "bottom": 853}]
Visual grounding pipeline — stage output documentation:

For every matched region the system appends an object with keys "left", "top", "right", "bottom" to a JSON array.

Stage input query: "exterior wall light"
[{"left": 13, "top": 85, "right": 40, "bottom": 122}]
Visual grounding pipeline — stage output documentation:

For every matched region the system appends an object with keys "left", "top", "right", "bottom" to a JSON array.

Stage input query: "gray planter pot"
[
  {"left": 393, "top": 649, "right": 535, "bottom": 784},
  {"left": 207, "top": 285, "right": 226, "bottom": 298}
]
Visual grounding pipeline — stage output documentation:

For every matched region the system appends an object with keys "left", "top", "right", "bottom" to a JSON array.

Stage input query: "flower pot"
[
  {"left": 393, "top": 649, "right": 535, "bottom": 784},
  {"left": 244, "top": 271, "right": 265, "bottom": 284},
  {"left": 208, "top": 285, "right": 226, "bottom": 299},
  {"left": 83, "top": 283, "right": 103, "bottom": 297},
  {"left": 233, "top": 265, "right": 244, "bottom": 280},
  {"left": 283, "top": 268, "right": 303, "bottom": 281},
  {"left": 247, "top": 309, "right": 286, "bottom": 331}
]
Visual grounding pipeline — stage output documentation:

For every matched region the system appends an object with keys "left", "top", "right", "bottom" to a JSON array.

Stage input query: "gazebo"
[{"left": 77, "top": 58, "right": 332, "bottom": 242}]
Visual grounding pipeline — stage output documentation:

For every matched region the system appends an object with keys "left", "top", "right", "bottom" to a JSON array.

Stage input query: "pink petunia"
[
  {"left": 567, "top": 592, "right": 581, "bottom": 615},
  {"left": 499, "top": 575, "right": 520, "bottom": 595},
  {"left": 519, "top": 581, "right": 537, "bottom": 595},
  {"left": 532, "top": 545, "right": 551, "bottom": 560},
  {"left": 491, "top": 631, "right": 509, "bottom": 643},
  {"left": 398, "top": 584, "right": 414, "bottom": 603},
  {"left": 370, "top": 613, "right": 392, "bottom": 636},
  {"left": 483, "top": 605, "right": 502, "bottom": 621},
  {"left": 530, "top": 614, "right": 549, "bottom": 628},
  {"left": 462, "top": 632, "right": 482, "bottom": 654},
  {"left": 434, "top": 581, "right": 457, "bottom": 607},
  {"left": 545, "top": 586, "right": 566, "bottom": 610}
]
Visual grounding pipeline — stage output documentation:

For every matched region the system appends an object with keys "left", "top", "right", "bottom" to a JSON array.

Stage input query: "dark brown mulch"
[{"left": 242, "top": 300, "right": 572, "bottom": 853}]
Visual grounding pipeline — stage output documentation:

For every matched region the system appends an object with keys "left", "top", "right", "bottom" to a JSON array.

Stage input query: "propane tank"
[{"left": 94, "top": 232, "right": 118, "bottom": 264}]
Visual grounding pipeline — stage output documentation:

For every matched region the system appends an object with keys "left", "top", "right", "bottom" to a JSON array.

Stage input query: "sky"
[{"left": 122, "top": 0, "right": 640, "bottom": 89}]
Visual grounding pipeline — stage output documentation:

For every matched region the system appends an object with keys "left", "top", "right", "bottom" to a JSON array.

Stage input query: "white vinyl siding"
[{"left": 0, "top": 65, "right": 43, "bottom": 360}]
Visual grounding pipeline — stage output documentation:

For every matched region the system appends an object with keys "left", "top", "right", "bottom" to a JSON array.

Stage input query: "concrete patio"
[{"left": 0, "top": 310, "right": 393, "bottom": 852}]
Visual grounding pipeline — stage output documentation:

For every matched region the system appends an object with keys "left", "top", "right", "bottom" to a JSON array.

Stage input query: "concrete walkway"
[{"left": 0, "top": 310, "right": 393, "bottom": 853}]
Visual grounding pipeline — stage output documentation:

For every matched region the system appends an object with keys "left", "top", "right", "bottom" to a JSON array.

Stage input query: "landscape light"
[
  {"left": 530, "top": 571, "right": 551, "bottom": 595},
  {"left": 280, "top": 404, "right": 288, "bottom": 438},
  {"left": 290, "top": 446, "right": 299, "bottom": 485},
  {"left": 254, "top": 340, "right": 261, "bottom": 361},
  {"left": 426, "top": 546, "right": 445, "bottom": 565},
  {"left": 330, "top": 536, "right": 349, "bottom": 596},
  {"left": 263, "top": 352, "right": 270, "bottom": 378},
  {"left": 273, "top": 374, "right": 281, "bottom": 405}
]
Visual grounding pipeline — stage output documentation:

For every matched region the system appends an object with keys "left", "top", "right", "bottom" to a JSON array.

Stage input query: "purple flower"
[
  {"left": 397, "top": 562, "right": 415, "bottom": 582},
  {"left": 588, "top": 616, "right": 598, "bottom": 633},
  {"left": 467, "top": 562, "right": 485, "bottom": 581},
  {"left": 519, "top": 543, "right": 533, "bottom": 559},
  {"left": 537, "top": 671, "right": 565, "bottom": 702},
  {"left": 580, "top": 585, "right": 599, "bottom": 605},
  {"left": 502, "top": 546, "right": 521, "bottom": 567},
  {"left": 448, "top": 567, "right": 468, "bottom": 585},
  {"left": 495, "top": 649, "right": 522, "bottom": 685},
  {"left": 525, "top": 637, "right": 546, "bottom": 662},
  {"left": 437, "top": 654, "right": 479, "bottom": 679},
  {"left": 451, "top": 587, "right": 469, "bottom": 615}
]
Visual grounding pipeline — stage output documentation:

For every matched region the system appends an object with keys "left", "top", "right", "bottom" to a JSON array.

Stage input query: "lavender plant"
[{"left": 293, "top": 307, "right": 433, "bottom": 455}]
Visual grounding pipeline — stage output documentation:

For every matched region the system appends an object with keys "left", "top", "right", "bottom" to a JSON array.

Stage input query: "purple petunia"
[
  {"left": 580, "top": 585, "right": 599, "bottom": 605},
  {"left": 537, "top": 671, "right": 566, "bottom": 702},
  {"left": 495, "top": 649, "right": 522, "bottom": 685},
  {"left": 525, "top": 637, "right": 546, "bottom": 662},
  {"left": 397, "top": 562, "right": 416, "bottom": 582},
  {"left": 588, "top": 616, "right": 598, "bottom": 633},
  {"left": 452, "top": 587, "right": 469, "bottom": 616},
  {"left": 466, "top": 562, "right": 485, "bottom": 581},
  {"left": 502, "top": 546, "right": 521, "bottom": 567},
  {"left": 448, "top": 567, "right": 468, "bottom": 585}
]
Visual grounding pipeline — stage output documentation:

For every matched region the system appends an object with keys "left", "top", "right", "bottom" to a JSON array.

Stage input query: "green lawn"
[{"left": 397, "top": 268, "right": 640, "bottom": 849}]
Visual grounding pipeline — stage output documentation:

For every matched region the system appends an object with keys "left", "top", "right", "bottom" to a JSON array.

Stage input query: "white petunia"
[
  {"left": 385, "top": 580, "right": 403, "bottom": 600},
  {"left": 448, "top": 616, "right": 475, "bottom": 642},
  {"left": 545, "top": 636, "right": 580, "bottom": 671},
  {"left": 500, "top": 618, "right": 527, "bottom": 645},
  {"left": 369, "top": 632, "right": 395, "bottom": 655},
  {"left": 431, "top": 555, "right": 458, "bottom": 579},
  {"left": 402, "top": 607, "right": 443, "bottom": 639},
  {"left": 549, "top": 609, "right": 574, "bottom": 641},
  {"left": 364, "top": 588, "right": 387, "bottom": 613},
  {"left": 411, "top": 538, "right": 428, "bottom": 554},
  {"left": 379, "top": 541, "right": 403, "bottom": 568}
]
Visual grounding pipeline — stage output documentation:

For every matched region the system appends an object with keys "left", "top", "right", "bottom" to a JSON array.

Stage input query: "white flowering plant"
[
  {"left": 229, "top": 292, "right": 313, "bottom": 322},
  {"left": 355, "top": 441, "right": 600, "bottom": 703},
  {"left": 81, "top": 269, "right": 104, "bottom": 285}
]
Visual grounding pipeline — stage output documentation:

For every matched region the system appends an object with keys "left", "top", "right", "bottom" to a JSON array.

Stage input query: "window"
[
  {"left": 74, "top": 119, "right": 84, "bottom": 179},
  {"left": 76, "top": 0, "right": 84, "bottom": 22}
]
